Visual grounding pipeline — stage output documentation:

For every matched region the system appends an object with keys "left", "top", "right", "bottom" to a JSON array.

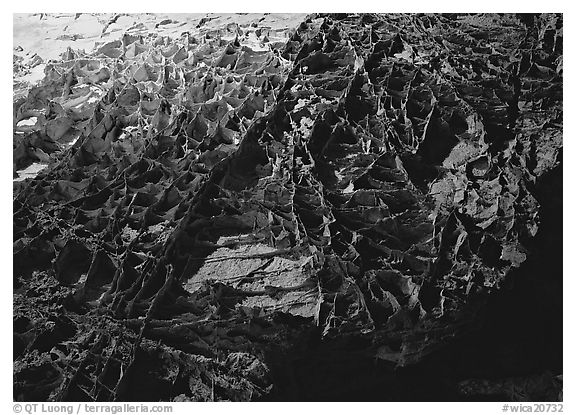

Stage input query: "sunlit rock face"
[{"left": 13, "top": 13, "right": 562, "bottom": 402}]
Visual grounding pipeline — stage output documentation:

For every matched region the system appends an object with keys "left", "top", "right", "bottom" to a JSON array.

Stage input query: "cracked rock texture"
[{"left": 14, "top": 13, "right": 562, "bottom": 401}]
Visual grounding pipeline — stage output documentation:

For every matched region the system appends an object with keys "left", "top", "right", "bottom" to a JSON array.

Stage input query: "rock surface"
[{"left": 13, "top": 13, "right": 562, "bottom": 401}]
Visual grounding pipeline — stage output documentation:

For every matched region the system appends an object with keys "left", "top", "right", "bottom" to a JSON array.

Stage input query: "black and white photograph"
[{"left": 11, "top": 10, "right": 564, "bottom": 407}]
